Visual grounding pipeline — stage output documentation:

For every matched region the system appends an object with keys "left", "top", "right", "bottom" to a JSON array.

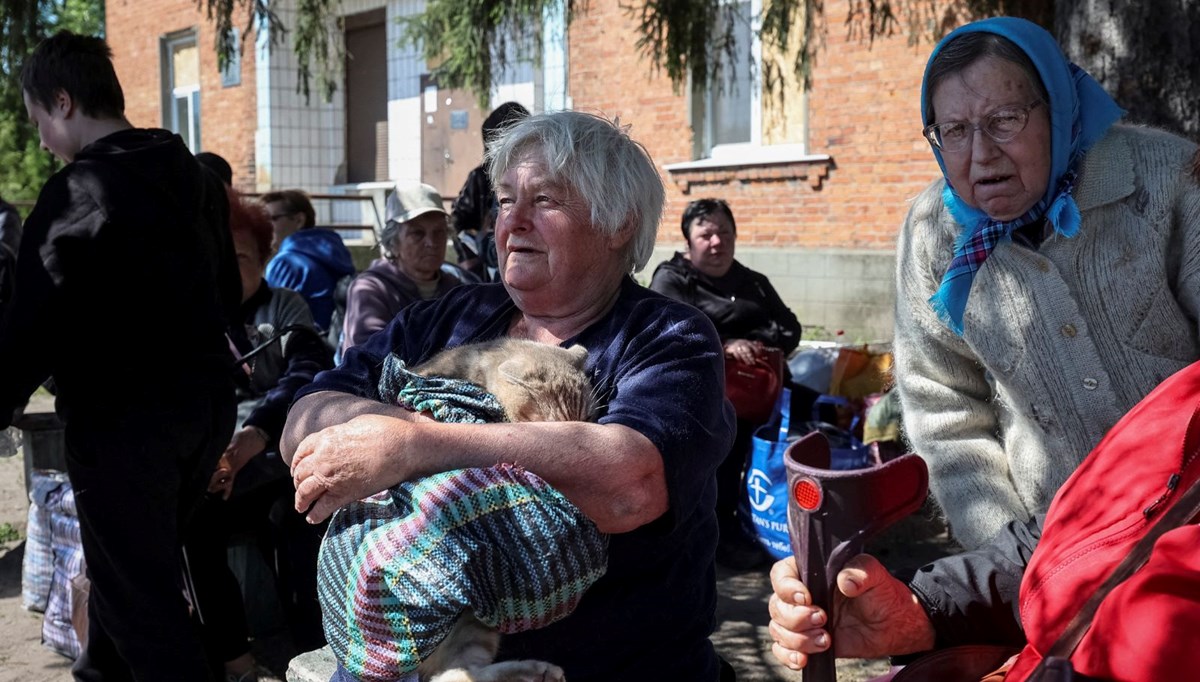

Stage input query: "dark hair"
[
  {"left": 680, "top": 198, "right": 736, "bottom": 243},
  {"left": 20, "top": 31, "right": 125, "bottom": 120},
  {"left": 260, "top": 189, "right": 316, "bottom": 229},
  {"left": 482, "top": 102, "right": 530, "bottom": 143},
  {"left": 227, "top": 187, "right": 274, "bottom": 265},
  {"left": 196, "top": 152, "right": 233, "bottom": 187},
  {"left": 924, "top": 32, "right": 1049, "bottom": 123}
]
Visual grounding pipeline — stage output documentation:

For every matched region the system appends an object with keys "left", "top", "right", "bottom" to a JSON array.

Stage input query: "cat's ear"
[
  {"left": 564, "top": 344, "right": 588, "bottom": 367},
  {"left": 497, "top": 357, "right": 530, "bottom": 384}
]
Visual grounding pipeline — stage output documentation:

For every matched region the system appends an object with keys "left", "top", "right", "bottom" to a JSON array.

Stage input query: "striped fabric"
[
  {"left": 317, "top": 355, "right": 608, "bottom": 682},
  {"left": 30, "top": 475, "right": 86, "bottom": 660},
  {"left": 21, "top": 471, "right": 71, "bottom": 613},
  {"left": 376, "top": 353, "right": 507, "bottom": 425}
]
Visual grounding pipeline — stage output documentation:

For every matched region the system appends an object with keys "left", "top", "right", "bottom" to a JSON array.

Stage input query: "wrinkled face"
[
  {"left": 494, "top": 155, "right": 625, "bottom": 299},
  {"left": 391, "top": 212, "right": 449, "bottom": 282},
  {"left": 686, "top": 213, "right": 736, "bottom": 277},
  {"left": 930, "top": 55, "right": 1051, "bottom": 221},
  {"left": 24, "top": 90, "right": 78, "bottom": 163},
  {"left": 233, "top": 231, "right": 264, "bottom": 303}
]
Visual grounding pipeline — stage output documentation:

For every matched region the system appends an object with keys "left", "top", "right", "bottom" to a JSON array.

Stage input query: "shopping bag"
[
  {"left": 788, "top": 344, "right": 839, "bottom": 394},
  {"left": 746, "top": 390, "right": 875, "bottom": 559},
  {"left": 803, "top": 395, "right": 874, "bottom": 470},
  {"left": 725, "top": 346, "right": 784, "bottom": 424},
  {"left": 745, "top": 387, "right": 796, "bottom": 560}
]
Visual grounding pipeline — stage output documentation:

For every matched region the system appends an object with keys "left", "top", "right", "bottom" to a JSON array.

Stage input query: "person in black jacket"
[
  {"left": 650, "top": 198, "right": 804, "bottom": 569},
  {"left": 0, "top": 32, "right": 240, "bottom": 680},
  {"left": 449, "top": 101, "right": 529, "bottom": 280},
  {"left": 188, "top": 190, "right": 333, "bottom": 682},
  {"left": 0, "top": 195, "right": 20, "bottom": 306}
]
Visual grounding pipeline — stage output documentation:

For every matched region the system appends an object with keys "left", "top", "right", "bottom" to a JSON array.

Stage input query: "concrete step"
[{"left": 286, "top": 646, "right": 336, "bottom": 682}]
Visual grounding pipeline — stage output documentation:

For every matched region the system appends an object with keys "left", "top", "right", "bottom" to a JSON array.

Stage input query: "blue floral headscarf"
[{"left": 922, "top": 17, "right": 1124, "bottom": 335}]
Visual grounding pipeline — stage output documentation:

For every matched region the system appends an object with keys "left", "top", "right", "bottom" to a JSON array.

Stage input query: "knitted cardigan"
[{"left": 894, "top": 124, "right": 1200, "bottom": 549}]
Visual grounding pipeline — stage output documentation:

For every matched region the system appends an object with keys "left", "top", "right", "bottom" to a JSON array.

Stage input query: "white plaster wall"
[
  {"left": 645, "top": 244, "right": 897, "bottom": 343},
  {"left": 257, "top": 0, "right": 568, "bottom": 193},
  {"left": 386, "top": 0, "right": 425, "bottom": 184}
]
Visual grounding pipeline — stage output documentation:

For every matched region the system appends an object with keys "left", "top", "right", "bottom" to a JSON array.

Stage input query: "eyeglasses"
[{"left": 922, "top": 101, "right": 1043, "bottom": 152}]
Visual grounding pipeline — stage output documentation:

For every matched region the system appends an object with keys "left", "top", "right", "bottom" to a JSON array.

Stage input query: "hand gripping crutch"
[{"left": 784, "top": 432, "right": 929, "bottom": 682}]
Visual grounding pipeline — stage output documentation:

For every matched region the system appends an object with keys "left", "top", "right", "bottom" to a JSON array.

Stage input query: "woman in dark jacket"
[
  {"left": 187, "top": 190, "right": 333, "bottom": 682},
  {"left": 650, "top": 198, "right": 803, "bottom": 569}
]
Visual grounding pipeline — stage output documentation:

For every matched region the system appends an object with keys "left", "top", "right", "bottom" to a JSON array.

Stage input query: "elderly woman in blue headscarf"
[
  {"left": 764, "top": 16, "right": 1200, "bottom": 675},
  {"left": 887, "top": 16, "right": 1200, "bottom": 550}
]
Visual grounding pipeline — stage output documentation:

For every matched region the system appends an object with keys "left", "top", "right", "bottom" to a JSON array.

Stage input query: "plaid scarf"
[{"left": 929, "top": 170, "right": 1079, "bottom": 335}]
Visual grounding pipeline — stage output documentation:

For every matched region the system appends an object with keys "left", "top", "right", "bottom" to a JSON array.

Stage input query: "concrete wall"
[{"left": 645, "top": 246, "right": 896, "bottom": 343}]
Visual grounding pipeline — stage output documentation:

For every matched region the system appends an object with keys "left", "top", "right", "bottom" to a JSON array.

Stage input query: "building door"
[
  {"left": 344, "top": 9, "right": 387, "bottom": 183},
  {"left": 419, "top": 75, "right": 486, "bottom": 198}
]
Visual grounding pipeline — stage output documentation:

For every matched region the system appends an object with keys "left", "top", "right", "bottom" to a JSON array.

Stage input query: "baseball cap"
[{"left": 386, "top": 183, "right": 448, "bottom": 225}]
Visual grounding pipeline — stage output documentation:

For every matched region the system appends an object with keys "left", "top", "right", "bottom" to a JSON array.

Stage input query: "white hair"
[{"left": 484, "top": 110, "right": 665, "bottom": 273}]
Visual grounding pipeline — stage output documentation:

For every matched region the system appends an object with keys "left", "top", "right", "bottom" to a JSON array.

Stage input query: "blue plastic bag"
[
  {"left": 803, "top": 395, "right": 874, "bottom": 471},
  {"left": 745, "top": 390, "right": 873, "bottom": 559}
]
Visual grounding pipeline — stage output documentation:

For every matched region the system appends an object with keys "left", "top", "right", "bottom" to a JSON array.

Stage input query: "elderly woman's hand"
[
  {"left": 768, "top": 554, "right": 936, "bottom": 670},
  {"left": 291, "top": 413, "right": 426, "bottom": 523}
]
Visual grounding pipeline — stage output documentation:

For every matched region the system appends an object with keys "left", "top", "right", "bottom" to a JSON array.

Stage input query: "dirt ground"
[
  {"left": 0, "top": 394, "right": 289, "bottom": 682},
  {"left": 0, "top": 414, "right": 955, "bottom": 682}
]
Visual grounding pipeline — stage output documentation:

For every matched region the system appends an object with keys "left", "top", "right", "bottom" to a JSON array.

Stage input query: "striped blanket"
[{"left": 317, "top": 355, "right": 608, "bottom": 681}]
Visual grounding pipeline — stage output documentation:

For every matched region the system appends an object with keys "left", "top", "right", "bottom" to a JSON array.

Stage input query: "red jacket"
[{"left": 1008, "top": 361, "right": 1200, "bottom": 681}]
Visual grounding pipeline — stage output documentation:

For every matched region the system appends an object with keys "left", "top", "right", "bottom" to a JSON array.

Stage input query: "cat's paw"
[{"left": 474, "top": 659, "right": 565, "bottom": 682}]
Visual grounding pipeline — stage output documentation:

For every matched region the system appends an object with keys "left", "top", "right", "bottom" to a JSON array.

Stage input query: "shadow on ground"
[
  {"left": 2, "top": 440, "right": 957, "bottom": 682},
  {"left": 711, "top": 502, "right": 958, "bottom": 682}
]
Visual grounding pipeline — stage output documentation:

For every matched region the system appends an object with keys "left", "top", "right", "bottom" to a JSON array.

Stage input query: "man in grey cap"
[{"left": 340, "top": 183, "right": 476, "bottom": 353}]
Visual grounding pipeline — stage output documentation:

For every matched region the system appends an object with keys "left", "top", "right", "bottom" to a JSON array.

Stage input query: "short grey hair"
[
  {"left": 484, "top": 110, "right": 665, "bottom": 273},
  {"left": 376, "top": 215, "right": 450, "bottom": 261},
  {"left": 924, "top": 32, "right": 1049, "bottom": 123},
  {"left": 378, "top": 220, "right": 403, "bottom": 261}
]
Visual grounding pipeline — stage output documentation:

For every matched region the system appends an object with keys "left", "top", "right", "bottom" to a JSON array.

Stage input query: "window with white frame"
[
  {"left": 162, "top": 31, "right": 201, "bottom": 152},
  {"left": 691, "top": 0, "right": 808, "bottom": 163},
  {"left": 694, "top": 0, "right": 755, "bottom": 156}
]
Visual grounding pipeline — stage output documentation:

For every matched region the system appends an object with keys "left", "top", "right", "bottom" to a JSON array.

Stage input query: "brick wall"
[
  {"left": 568, "top": 0, "right": 971, "bottom": 339},
  {"left": 106, "top": 0, "right": 259, "bottom": 191},
  {"left": 565, "top": 2, "right": 694, "bottom": 237},
  {"left": 568, "top": 0, "right": 952, "bottom": 251},
  {"left": 103, "top": 0, "right": 970, "bottom": 339}
]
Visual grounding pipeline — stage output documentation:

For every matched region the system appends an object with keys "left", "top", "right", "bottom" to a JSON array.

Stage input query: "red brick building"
[
  {"left": 108, "top": 0, "right": 260, "bottom": 189},
  {"left": 104, "top": 0, "right": 998, "bottom": 339}
]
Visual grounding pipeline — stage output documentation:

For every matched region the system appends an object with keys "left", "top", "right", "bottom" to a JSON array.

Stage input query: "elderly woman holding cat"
[{"left": 282, "top": 111, "right": 737, "bottom": 681}]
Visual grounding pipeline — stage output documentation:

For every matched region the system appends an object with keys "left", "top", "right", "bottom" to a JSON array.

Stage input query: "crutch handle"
[{"left": 784, "top": 432, "right": 929, "bottom": 682}]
